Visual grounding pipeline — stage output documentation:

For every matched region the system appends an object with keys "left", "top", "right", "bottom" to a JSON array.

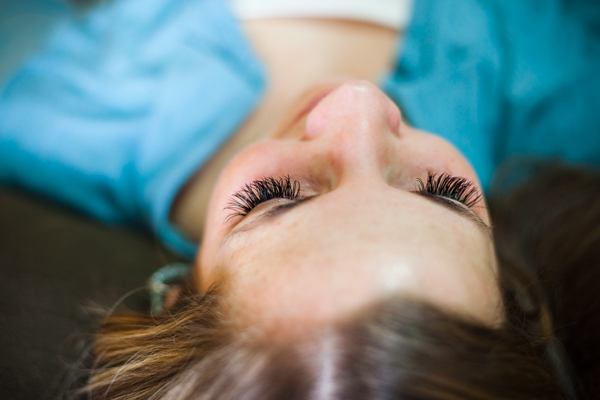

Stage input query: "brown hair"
[
  {"left": 82, "top": 291, "right": 563, "bottom": 400},
  {"left": 79, "top": 161, "right": 600, "bottom": 400},
  {"left": 490, "top": 160, "right": 600, "bottom": 399}
]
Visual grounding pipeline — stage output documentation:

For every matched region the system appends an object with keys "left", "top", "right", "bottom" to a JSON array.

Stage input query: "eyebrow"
[
  {"left": 222, "top": 197, "right": 317, "bottom": 246},
  {"left": 222, "top": 193, "right": 492, "bottom": 246},
  {"left": 414, "top": 193, "right": 492, "bottom": 237}
]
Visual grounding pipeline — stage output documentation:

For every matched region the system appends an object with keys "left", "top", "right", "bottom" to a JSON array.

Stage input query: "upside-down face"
[{"left": 197, "top": 81, "right": 502, "bottom": 336}]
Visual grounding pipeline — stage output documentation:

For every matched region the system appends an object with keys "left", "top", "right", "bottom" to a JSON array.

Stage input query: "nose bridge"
[{"left": 305, "top": 81, "right": 400, "bottom": 178}]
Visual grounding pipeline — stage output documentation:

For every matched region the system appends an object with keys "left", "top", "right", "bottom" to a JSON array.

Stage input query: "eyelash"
[
  {"left": 225, "top": 176, "right": 301, "bottom": 221},
  {"left": 225, "top": 172, "right": 481, "bottom": 220},
  {"left": 414, "top": 172, "right": 482, "bottom": 208}
]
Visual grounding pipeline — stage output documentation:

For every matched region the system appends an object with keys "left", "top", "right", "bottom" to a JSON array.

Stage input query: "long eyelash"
[
  {"left": 415, "top": 172, "right": 482, "bottom": 208},
  {"left": 225, "top": 175, "right": 301, "bottom": 221}
]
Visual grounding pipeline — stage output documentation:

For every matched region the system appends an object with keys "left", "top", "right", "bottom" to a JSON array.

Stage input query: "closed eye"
[
  {"left": 413, "top": 172, "right": 482, "bottom": 209},
  {"left": 222, "top": 189, "right": 490, "bottom": 246},
  {"left": 224, "top": 176, "right": 302, "bottom": 221}
]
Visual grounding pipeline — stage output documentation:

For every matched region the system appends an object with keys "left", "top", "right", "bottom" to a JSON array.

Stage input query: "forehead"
[{"left": 207, "top": 184, "right": 501, "bottom": 333}]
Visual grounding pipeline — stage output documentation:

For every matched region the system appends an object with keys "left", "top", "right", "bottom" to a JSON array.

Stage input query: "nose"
[{"left": 304, "top": 80, "right": 402, "bottom": 177}]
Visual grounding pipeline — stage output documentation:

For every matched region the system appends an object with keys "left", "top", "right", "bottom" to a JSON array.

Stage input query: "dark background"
[{"left": 0, "top": 187, "right": 183, "bottom": 399}]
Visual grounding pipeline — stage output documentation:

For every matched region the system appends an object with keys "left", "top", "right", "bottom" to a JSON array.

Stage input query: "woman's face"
[{"left": 197, "top": 81, "right": 502, "bottom": 335}]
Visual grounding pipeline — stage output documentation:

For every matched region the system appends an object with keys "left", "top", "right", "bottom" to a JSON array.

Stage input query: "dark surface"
[{"left": 0, "top": 188, "right": 183, "bottom": 400}]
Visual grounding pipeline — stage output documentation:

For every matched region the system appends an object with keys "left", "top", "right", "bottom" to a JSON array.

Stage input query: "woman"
[
  {"left": 1, "top": 0, "right": 599, "bottom": 257},
  {"left": 82, "top": 82, "right": 560, "bottom": 398},
  {"left": 0, "top": 0, "right": 598, "bottom": 398},
  {"left": 86, "top": 161, "right": 600, "bottom": 400}
]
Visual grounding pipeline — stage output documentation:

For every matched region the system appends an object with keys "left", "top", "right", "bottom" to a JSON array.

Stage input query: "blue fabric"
[
  {"left": 1, "top": 0, "right": 599, "bottom": 257},
  {"left": 382, "top": 0, "right": 600, "bottom": 188},
  {"left": 0, "top": 0, "right": 71, "bottom": 89},
  {"left": 0, "top": 0, "right": 266, "bottom": 257}
]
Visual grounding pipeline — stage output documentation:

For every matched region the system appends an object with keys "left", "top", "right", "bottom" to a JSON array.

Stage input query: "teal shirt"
[
  {"left": 1, "top": 0, "right": 599, "bottom": 257},
  {"left": 382, "top": 0, "right": 600, "bottom": 189}
]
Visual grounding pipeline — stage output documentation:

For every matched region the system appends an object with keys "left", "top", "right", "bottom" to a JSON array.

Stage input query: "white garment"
[{"left": 230, "top": 0, "right": 414, "bottom": 31}]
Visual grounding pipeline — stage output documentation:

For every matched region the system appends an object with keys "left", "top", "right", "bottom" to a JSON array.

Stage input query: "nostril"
[
  {"left": 304, "top": 107, "right": 327, "bottom": 140},
  {"left": 388, "top": 104, "right": 402, "bottom": 137}
]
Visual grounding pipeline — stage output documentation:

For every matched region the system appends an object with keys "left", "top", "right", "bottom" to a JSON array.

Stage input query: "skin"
[
  {"left": 170, "top": 19, "right": 502, "bottom": 336},
  {"left": 197, "top": 80, "right": 502, "bottom": 336},
  {"left": 171, "top": 19, "right": 398, "bottom": 240}
]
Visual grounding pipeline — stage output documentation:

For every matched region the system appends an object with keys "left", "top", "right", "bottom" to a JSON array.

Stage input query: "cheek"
[
  {"left": 409, "top": 130, "right": 480, "bottom": 181},
  {"left": 213, "top": 140, "right": 335, "bottom": 204},
  {"left": 221, "top": 142, "right": 288, "bottom": 182}
]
